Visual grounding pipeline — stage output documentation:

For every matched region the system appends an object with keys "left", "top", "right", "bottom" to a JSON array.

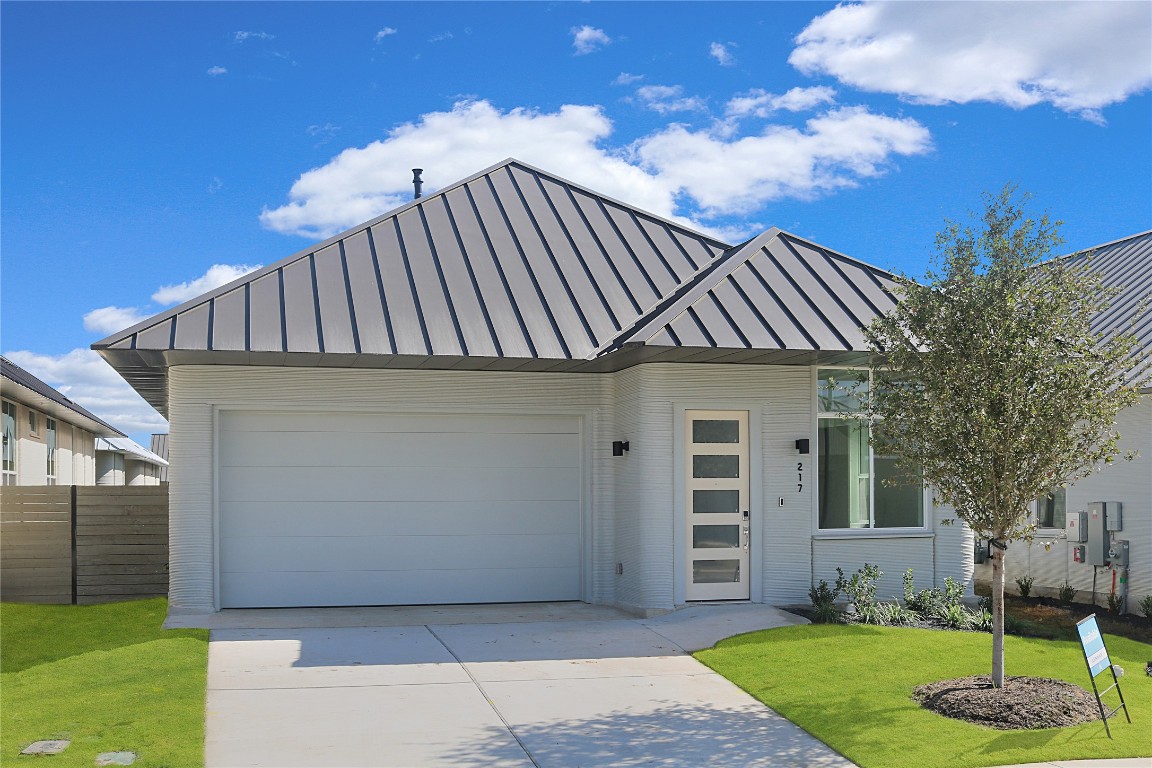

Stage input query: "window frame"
[
  {"left": 2, "top": 399, "right": 16, "bottom": 485},
  {"left": 45, "top": 417, "right": 57, "bottom": 485},
  {"left": 814, "top": 367, "right": 929, "bottom": 533},
  {"left": 1033, "top": 486, "right": 1067, "bottom": 535}
]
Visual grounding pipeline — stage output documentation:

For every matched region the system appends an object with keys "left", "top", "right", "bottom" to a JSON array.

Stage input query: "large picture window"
[{"left": 817, "top": 369, "right": 924, "bottom": 529}]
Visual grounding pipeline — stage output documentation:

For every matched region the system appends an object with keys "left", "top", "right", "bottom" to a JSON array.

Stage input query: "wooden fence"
[{"left": 1, "top": 485, "right": 168, "bottom": 604}]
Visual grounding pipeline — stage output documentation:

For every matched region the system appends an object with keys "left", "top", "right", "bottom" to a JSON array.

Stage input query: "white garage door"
[{"left": 218, "top": 412, "right": 583, "bottom": 608}]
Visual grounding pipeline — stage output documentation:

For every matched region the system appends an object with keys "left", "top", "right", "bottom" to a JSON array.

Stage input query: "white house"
[
  {"left": 94, "top": 436, "right": 169, "bottom": 486},
  {"left": 976, "top": 230, "right": 1151, "bottom": 614},
  {"left": 1, "top": 355, "right": 122, "bottom": 486},
  {"left": 94, "top": 159, "right": 974, "bottom": 616}
]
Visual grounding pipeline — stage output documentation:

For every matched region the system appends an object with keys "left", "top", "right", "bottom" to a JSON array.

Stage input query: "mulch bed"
[{"left": 913, "top": 676, "right": 1100, "bottom": 730}]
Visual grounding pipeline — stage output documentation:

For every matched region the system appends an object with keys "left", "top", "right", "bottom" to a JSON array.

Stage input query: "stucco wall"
[{"left": 3, "top": 398, "right": 97, "bottom": 485}]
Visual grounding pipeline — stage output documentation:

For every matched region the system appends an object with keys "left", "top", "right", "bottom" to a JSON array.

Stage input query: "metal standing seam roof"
[
  {"left": 150, "top": 433, "right": 169, "bottom": 481},
  {"left": 95, "top": 436, "right": 169, "bottom": 467},
  {"left": 1, "top": 356, "right": 125, "bottom": 437},
  {"left": 1058, "top": 230, "right": 1152, "bottom": 389},
  {"left": 94, "top": 158, "right": 912, "bottom": 416}
]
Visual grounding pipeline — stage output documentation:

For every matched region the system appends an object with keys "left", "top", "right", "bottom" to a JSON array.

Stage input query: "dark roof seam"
[
  {"left": 277, "top": 269, "right": 288, "bottom": 354},
  {"left": 727, "top": 273, "right": 787, "bottom": 348},
  {"left": 707, "top": 291, "right": 752, "bottom": 348},
  {"left": 462, "top": 182, "right": 538, "bottom": 357},
  {"left": 440, "top": 194, "right": 503, "bottom": 356},
  {"left": 338, "top": 240, "right": 362, "bottom": 355},
  {"left": 505, "top": 167, "right": 598, "bottom": 347},
  {"left": 684, "top": 306, "right": 717, "bottom": 347},
  {"left": 778, "top": 235, "right": 868, "bottom": 333},
  {"left": 745, "top": 254, "right": 822, "bottom": 349},
  {"left": 206, "top": 300, "right": 215, "bottom": 351},
  {"left": 417, "top": 204, "right": 469, "bottom": 356},
  {"left": 625, "top": 207, "right": 683, "bottom": 283},
  {"left": 632, "top": 208, "right": 726, "bottom": 262},
  {"left": 532, "top": 170, "right": 622, "bottom": 329},
  {"left": 392, "top": 217, "right": 433, "bottom": 356},
  {"left": 168, "top": 316, "right": 177, "bottom": 351},
  {"left": 308, "top": 253, "right": 326, "bottom": 354},
  {"left": 562, "top": 186, "right": 643, "bottom": 315},
  {"left": 365, "top": 226, "right": 398, "bottom": 354},
  {"left": 593, "top": 196, "right": 663, "bottom": 298},
  {"left": 484, "top": 173, "right": 571, "bottom": 358},
  {"left": 243, "top": 284, "right": 251, "bottom": 351},
  {"left": 810, "top": 242, "right": 888, "bottom": 318},
  {"left": 654, "top": 219, "right": 707, "bottom": 271}
]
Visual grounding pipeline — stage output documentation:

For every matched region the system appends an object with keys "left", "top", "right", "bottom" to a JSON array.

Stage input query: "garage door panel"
[
  {"left": 221, "top": 532, "right": 581, "bottom": 573},
  {"left": 220, "top": 500, "right": 582, "bottom": 538},
  {"left": 222, "top": 567, "right": 581, "bottom": 608},
  {"left": 220, "top": 466, "right": 580, "bottom": 503},
  {"left": 220, "top": 431, "right": 580, "bottom": 469},
  {"left": 222, "top": 412, "right": 581, "bottom": 436}
]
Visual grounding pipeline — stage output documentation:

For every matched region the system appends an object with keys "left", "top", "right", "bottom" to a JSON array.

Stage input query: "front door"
[{"left": 685, "top": 410, "right": 750, "bottom": 601}]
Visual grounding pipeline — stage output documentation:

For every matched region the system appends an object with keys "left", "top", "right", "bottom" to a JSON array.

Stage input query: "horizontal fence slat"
[
  {"left": 77, "top": 564, "right": 169, "bottom": 576},
  {"left": 76, "top": 545, "right": 169, "bottom": 556},
  {"left": 76, "top": 574, "right": 169, "bottom": 586},
  {"left": 75, "top": 534, "right": 169, "bottom": 546},
  {"left": 76, "top": 555, "right": 169, "bottom": 567}
]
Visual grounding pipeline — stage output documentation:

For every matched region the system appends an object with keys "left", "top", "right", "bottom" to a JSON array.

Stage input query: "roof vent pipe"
[{"left": 412, "top": 168, "right": 424, "bottom": 200}]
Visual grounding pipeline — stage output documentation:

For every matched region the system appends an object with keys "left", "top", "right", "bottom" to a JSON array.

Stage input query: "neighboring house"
[
  {"left": 976, "top": 230, "right": 1152, "bottom": 613},
  {"left": 150, "top": 433, "right": 170, "bottom": 482},
  {"left": 95, "top": 436, "right": 169, "bottom": 486},
  {"left": 93, "top": 158, "right": 976, "bottom": 615},
  {"left": 1, "top": 356, "right": 124, "bottom": 486}
]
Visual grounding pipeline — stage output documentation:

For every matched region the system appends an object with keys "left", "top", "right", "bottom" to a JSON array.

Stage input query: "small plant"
[
  {"left": 1107, "top": 592, "right": 1125, "bottom": 614},
  {"left": 836, "top": 563, "right": 883, "bottom": 611},
  {"left": 978, "top": 595, "right": 992, "bottom": 613},
  {"left": 1057, "top": 582, "right": 1078, "bottom": 604},
  {"left": 1015, "top": 575, "right": 1034, "bottom": 598},
  {"left": 942, "top": 603, "right": 972, "bottom": 630},
  {"left": 1141, "top": 594, "right": 1152, "bottom": 620},
  {"left": 808, "top": 579, "right": 841, "bottom": 624}
]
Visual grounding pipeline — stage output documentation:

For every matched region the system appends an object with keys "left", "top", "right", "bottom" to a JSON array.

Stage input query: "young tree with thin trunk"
[{"left": 862, "top": 186, "right": 1139, "bottom": 688}]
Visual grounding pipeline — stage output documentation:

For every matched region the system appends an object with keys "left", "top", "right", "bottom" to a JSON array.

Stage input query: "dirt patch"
[{"left": 913, "top": 675, "right": 1100, "bottom": 730}]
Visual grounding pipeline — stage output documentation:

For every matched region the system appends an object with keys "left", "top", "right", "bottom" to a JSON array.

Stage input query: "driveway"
[{"left": 203, "top": 604, "right": 854, "bottom": 768}]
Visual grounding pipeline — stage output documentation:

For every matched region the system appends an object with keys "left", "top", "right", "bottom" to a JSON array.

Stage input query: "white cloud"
[
  {"left": 374, "top": 27, "right": 397, "bottom": 43},
  {"left": 429, "top": 31, "right": 453, "bottom": 43},
  {"left": 4, "top": 349, "right": 168, "bottom": 436},
  {"left": 151, "top": 264, "right": 263, "bottom": 306},
  {"left": 613, "top": 72, "right": 644, "bottom": 86},
  {"left": 635, "top": 84, "right": 708, "bottom": 115},
  {"left": 259, "top": 98, "right": 931, "bottom": 240},
  {"left": 709, "top": 42, "right": 735, "bottom": 66},
  {"left": 790, "top": 1, "right": 1152, "bottom": 117},
  {"left": 207, "top": 177, "right": 223, "bottom": 194},
  {"left": 572, "top": 25, "right": 611, "bottom": 55},
  {"left": 206, "top": 65, "right": 228, "bottom": 76},
  {"left": 234, "top": 30, "right": 274, "bottom": 43},
  {"left": 83, "top": 306, "right": 150, "bottom": 335},
  {"left": 725, "top": 86, "right": 837, "bottom": 119}
]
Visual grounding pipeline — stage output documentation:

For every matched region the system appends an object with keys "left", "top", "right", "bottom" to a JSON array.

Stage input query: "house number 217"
[{"left": 797, "top": 462, "right": 804, "bottom": 493}]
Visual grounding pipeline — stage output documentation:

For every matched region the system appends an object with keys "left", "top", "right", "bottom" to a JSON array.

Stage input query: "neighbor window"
[
  {"left": 46, "top": 418, "right": 57, "bottom": 485},
  {"left": 2, "top": 400, "right": 16, "bottom": 485},
  {"left": 28, "top": 410, "right": 38, "bottom": 436},
  {"left": 817, "top": 369, "right": 924, "bottom": 529},
  {"left": 1035, "top": 487, "right": 1066, "bottom": 529}
]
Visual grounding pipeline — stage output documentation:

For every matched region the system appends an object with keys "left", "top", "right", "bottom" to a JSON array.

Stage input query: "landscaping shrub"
[
  {"left": 836, "top": 563, "right": 882, "bottom": 611},
  {"left": 808, "top": 579, "right": 841, "bottom": 624},
  {"left": 1015, "top": 575, "right": 1034, "bottom": 598},
  {"left": 1058, "top": 582, "right": 1078, "bottom": 604},
  {"left": 1107, "top": 592, "right": 1125, "bottom": 614},
  {"left": 1141, "top": 594, "right": 1152, "bottom": 620}
]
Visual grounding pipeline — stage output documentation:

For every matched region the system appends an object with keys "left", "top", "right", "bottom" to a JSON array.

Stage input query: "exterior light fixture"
[
  {"left": 612, "top": 440, "right": 630, "bottom": 456},
  {"left": 795, "top": 438, "right": 810, "bottom": 454}
]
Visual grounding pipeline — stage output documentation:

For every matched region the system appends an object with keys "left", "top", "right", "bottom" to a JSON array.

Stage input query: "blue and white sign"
[{"left": 1076, "top": 614, "right": 1111, "bottom": 678}]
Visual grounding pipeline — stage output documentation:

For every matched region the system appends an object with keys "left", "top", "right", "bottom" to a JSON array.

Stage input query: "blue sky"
[{"left": 2, "top": 1, "right": 1150, "bottom": 444}]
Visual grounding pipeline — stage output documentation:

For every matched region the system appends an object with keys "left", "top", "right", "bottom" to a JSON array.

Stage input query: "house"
[
  {"left": 93, "top": 158, "right": 975, "bottom": 616},
  {"left": 1, "top": 355, "right": 123, "bottom": 486},
  {"left": 149, "top": 433, "right": 170, "bottom": 482},
  {"left": 95, "top": 436, "right": 169, "bottom": 486},
  {"left": 976, "top": 230, "right": 1152, "bottom": 614}
]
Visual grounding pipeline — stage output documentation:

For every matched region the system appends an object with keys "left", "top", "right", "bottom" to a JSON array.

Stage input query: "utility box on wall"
[
  {"left": 1086, "top": 502, "right": 1121, "bottom": 566},
  {"left": 1065, "top": 511, "right": 1086, "bottom": 542}
]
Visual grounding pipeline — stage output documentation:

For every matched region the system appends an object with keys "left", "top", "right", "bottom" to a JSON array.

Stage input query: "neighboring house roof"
[
  {"left": 95, "top": 436, "right": 169, "bottom": 467},
  {"left": 94, "top": 159, "right": 905, "bottom": 415},
  {"left": 1060, "top": 230, "right": 1152, "bottom": 390},
  {"left": 1, "top": 356, "right": 125, "bottom": 437},
  {"left": 150, "top": 433, "right": 169, "bottom": 481}
]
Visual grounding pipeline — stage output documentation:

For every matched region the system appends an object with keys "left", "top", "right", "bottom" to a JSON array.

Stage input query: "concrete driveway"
[{"left": 202, "top": 604, "right": 854, "bottom": 768}]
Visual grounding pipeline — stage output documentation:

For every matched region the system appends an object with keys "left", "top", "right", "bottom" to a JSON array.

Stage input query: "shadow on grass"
[{"left": 1, "top": 598, "right": 206, "bottom": 673}]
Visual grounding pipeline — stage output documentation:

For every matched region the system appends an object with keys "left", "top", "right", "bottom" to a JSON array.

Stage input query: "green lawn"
[
  {"left": 695, "top": 624, "right": 1152, "bottom": 768},
  {"left": 1, "top": 599, "right": 209, "bottom": 768}
]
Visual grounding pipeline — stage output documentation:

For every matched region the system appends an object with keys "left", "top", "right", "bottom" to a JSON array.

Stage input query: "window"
[
  {"left": 1035, "top": 487, "right": 1066, "bottom": 529},
  {"left": 46, "top": 418, "right": 57, "bottom": 485},
  {"left": 28, "top": 410, "right": 39, "bottom": 436},
  {"left": 817, "top": 369, "right": 924, "bottom": 529},
  {"left": 2, "top": 400, "right": 16, "bottom": 485}
]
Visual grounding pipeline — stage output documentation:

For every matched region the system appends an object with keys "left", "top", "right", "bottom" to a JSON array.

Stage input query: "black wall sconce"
[
  {"left": 612, "top": 440, "right": 630, "bottom": 456},
  {"left": 795, "top": 438, "right": 810, "bottom": 454}
]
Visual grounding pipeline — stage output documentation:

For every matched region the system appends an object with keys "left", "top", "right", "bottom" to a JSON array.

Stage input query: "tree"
[{"left": 862, "top": 186, "right": 1139, "bottom": 688}]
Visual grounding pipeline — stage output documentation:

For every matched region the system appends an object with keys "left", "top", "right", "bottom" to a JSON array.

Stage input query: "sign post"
[{"left": 1075, "top": 614, "right": 1131, "bottom": 738}]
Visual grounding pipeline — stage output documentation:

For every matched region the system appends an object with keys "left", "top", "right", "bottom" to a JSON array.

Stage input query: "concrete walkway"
[{"left": 203, "top": 603, "right": 850, "bottom": 768}]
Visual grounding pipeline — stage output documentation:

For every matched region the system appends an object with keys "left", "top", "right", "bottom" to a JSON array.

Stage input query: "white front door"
[{"left": 685, "top": 410, "right": 750, "bottom": 601}]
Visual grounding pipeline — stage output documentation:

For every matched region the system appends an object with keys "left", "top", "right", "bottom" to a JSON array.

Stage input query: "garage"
[{"left": 217, "top": 411, "right": 583, "bottom": 608}]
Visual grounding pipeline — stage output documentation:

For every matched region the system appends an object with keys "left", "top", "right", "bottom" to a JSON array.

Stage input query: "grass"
[
  {"left": 695, "top": 624, "right": 1152, "bottom": 768},
  {"left": 1, "top": 599, "right": 209, "bottom": 767}
]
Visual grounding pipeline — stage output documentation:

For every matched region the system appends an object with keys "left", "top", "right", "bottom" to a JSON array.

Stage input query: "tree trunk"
[{"left": 991, "top": 541, "right": 1006, "bottom": 688}]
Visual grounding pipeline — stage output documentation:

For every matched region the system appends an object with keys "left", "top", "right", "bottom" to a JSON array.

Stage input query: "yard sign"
[{"left": 1075, "top": 614, "right": 1131, "bottom": 738}]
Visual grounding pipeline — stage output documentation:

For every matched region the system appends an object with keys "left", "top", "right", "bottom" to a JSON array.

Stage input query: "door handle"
[{"left": 742, "top": 525, "right": 749, "bottom": 550}]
